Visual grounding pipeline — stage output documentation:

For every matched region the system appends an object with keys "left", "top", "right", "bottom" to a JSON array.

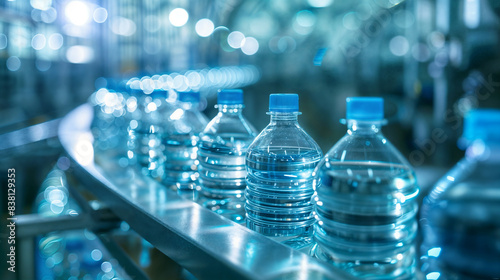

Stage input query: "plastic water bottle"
[
  {"left": 420, "top": 109, "right": 500, "bottom": 280},
  {"left": 197, "top": 89, "right": 258, "bottom": 223},
  {"left": 89, "top": 87, "right": 128, "bottom": 158},
  {"left": 310, "top": 97, "right": 419, "bottom": 279},
  {"left": 245, "top": 93, "right": 323, "bottom": 249},
  {"left": 127, "top": 88, "right": 172, "bottom": 180},
  {"left": 163, "top": 91, "right": 208, "bottom": 199}
]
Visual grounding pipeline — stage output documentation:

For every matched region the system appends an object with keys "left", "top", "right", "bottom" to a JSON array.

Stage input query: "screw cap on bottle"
[
  {"left": 218, "top": 89, "right": 244, "bottom": 105},
  {"left": 178, "top": 91, "right": 200, "bottom": 103},
  {"left": 346, "top": 97, "right": 384, "bottom": 120},
  {"left": 462, "top": 109, "right": 500, "bottom": 142},
  {"left": 269, "top": 94, "right": 299, "bottom": 112}
]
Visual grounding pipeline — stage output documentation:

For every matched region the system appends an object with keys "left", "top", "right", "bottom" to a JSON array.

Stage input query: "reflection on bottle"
[
  {"left": 197, "top": 89, "right": 258, "bottom": 223},
  {"left": 245, "top": 93, "right": 323, "bottom": 250},
  {"left": 420, "top": 109, "right": 500, "bottom": 280},
  {"left": 311, "top": 97, "right": 419, "bottom": 279}
]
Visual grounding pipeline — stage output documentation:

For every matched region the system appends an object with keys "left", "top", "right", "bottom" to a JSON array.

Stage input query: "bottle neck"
[
  {"left": 268, "top": 112, "right": 300, "bottom": 124},
  {"left": 180, "top": 101, "right": 198, "bottom": 110},
  {"left": 346, "top": 119, "right": 383, "bottom": 135},
  {"left": 218, "top": 104, "right": 244, "bottom": 114}
]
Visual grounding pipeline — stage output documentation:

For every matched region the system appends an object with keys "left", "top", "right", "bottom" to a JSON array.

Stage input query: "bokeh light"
[
  {"left": 227, "top": 31, "right": 245, "bottom": 49},
  {"left": 342, "top": 12, "right": 361, "bottom": 30},
  {"left": 195, "top": 18, "right": 214, "bottom": 37},
  {"left": 66, "top": 45, "right": 94, "bottom": 63},
  {"left": 91, "top": 249, "right": 102, "bottom": 261},
  {"left": 31, "top": 34, "right": 46, "bottom": 50},
  {"left": 30, "top": 0, "right": 52, "bottom": 11},
  {"left": 241, "top": 37, "right": 259, "bottom": 55},
  {"left": 296, "top": 10, "right": 316, "bottom": 28},
  {"left": 307, "top": 0, "right": 333, "bottom": 8},
  {"left": 389, "top": 36, "right": 410, "bottom": 56},
  {"left": 0, "top": 34, "right": 7, "bottom": 49},
  {"left": 36, "top": 59, "right": 52, "bottom": 72},
  {"left": 48, "top": 33, "right": 63, "bottom": 50},
  {"left": 41, "top": 7, "right": 57, "bottom": 23},
  {"left": 111, "top": 17, "right": 136, "bottom": 36},
  {"left": 101, "top": 262, "right": 112, "bottom": 273},
  {"left": 169, "top": 8, "right": 189, "bottom": 27},
  {"left": 65, "top": 1, "right": 90, "bottom": 26},
  {"left": 93, "top": 7, "right": 108, "bottom": 23},
  {"left": 293, "top": 10, "right": 316, "bottom": 35},
  {"left": 6, "top": 56, "right": 21, "bottom": 71}
]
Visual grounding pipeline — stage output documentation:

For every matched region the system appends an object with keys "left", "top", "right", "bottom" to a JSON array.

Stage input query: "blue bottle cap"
[
  {"left": 178, "top": 91, "right": 200, "bottom": 103},
  {"left": 462, "top": 109, "right": 500, "bottom": 142},
  {"left": 104, "top": 78, "right": 117, "bottom": 90},
  {"left": 151, "top": 89, "right": 167, "bottom": 99},
  {"left": 116, "top": 81, "right": 127, "bottom": 92},
  {"left": 218, "top": 89, "right": 244, "bottom": 105},
  {"left": 129, "top": 88, "right": 144, "bottom": 96},
  {"left": 346, "top": 97, "right": 384, "bottom": 120},
  {"left": 269, "top": 94, "right": 299, "bottom": 112}
]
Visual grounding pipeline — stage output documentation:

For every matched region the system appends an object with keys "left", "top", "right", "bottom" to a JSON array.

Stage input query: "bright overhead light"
[
  {"left": 66, "top": 45, "right": 94, "bottom": 63},
  {"left": 111, "top": 17, "right": 137, "bottom": 36},
  {"left": 169, "top": 8, "right": 189, "bottom": 27},
  {"left": 241, "top": 37, "right": 259, "bottom": 55},
  {"left": 195, "top": 18, "right": 214, "bottom": 37},
  {"left": 30, "top": 0, "right": 52, "bottom": 11},
  {"left": 65, "top": 1, "right": 90, "bottom": 26},
  {"left": 227, "top": 31, "right": 245, "bottom": 49},
  {"left": 93, "top": 7, "right": 108, "bottom": 23},
  {"left": 48, "top": 33, "right": 63, "bottom": 50},
  {"left": 31, "top": 34, "right": 46, "bottom": 50},
  {"left": 307, "top": 0, "right": 333, "bottom": 8}
]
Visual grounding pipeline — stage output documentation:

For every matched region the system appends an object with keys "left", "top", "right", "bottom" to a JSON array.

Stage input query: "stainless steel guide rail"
[{"left": 58, "top": 104, "right": 357, "bottom": 280}]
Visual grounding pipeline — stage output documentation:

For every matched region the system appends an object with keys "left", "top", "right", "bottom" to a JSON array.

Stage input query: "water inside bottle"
[
  {"left": 197, "top": 138, "right": 250, "bottom": 222},
  {"left": 163, "top": 135, "right": 199, "bottom": 198},
  {"left": 312, "top": 161, "right": 419, "bottom": 279},
  {"left": 127, "top": 126, "right": 165, "bottom": 179},
  {"left": 422, "top": 182, "right": 500, "bottom": 279},
  {"left": 245, "top": 146, "right": 322, "bottom": 248}
]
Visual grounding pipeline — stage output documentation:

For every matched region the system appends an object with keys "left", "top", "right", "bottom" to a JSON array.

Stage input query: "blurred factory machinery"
[{"left": 1, "top": 0, "right": 500, "bottom": 279}]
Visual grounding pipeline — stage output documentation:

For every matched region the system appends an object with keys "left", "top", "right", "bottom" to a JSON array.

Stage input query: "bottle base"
[
  {"left": 162, "top": 180, "right": 198, "bottom": 201},
  {"left": 245, "top": 219, "right": 314, "bottom": 251},
  {"left": 258, "top": 234, "right": 314, "bottom": 252},
  {"left": 199, "top": 197, "right": 246, "bottom": 224},
  {"left": 177, "top": 188, "right": 198, "bottom": 201},
  {"left": 280, "top": 234, "right": 314, "bottom": 252},
  {"left": 246, "top": 219, "right": 313, "bottom": 236},
  {"left": 310, "top": 243, "right": 418, "bottom": 280}
]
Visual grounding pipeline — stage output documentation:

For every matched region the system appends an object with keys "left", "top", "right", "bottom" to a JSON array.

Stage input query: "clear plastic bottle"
[
  {"left": 89, "top": 87, "right": 128, "bottom": 158},
  {"left": 127, "top": 88, "right": 172, "bottom": 180},
  {"left": 420, "top": 109, "right": 500, "bottom": 280},
  {"left": 197, "top": 89, "right": 258, "bottom": 223},
  {"left": 149, "top": 88, "right": 176, "bottom": 179},
  {"left": 163, "top": 91, "right": 208, "bottom": 199},
  {"left": 311, "top": 97, "right": 419, "bottom": 279},
  {"left": 245, "top": 93, "right": 323, "bottom": 249}
]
